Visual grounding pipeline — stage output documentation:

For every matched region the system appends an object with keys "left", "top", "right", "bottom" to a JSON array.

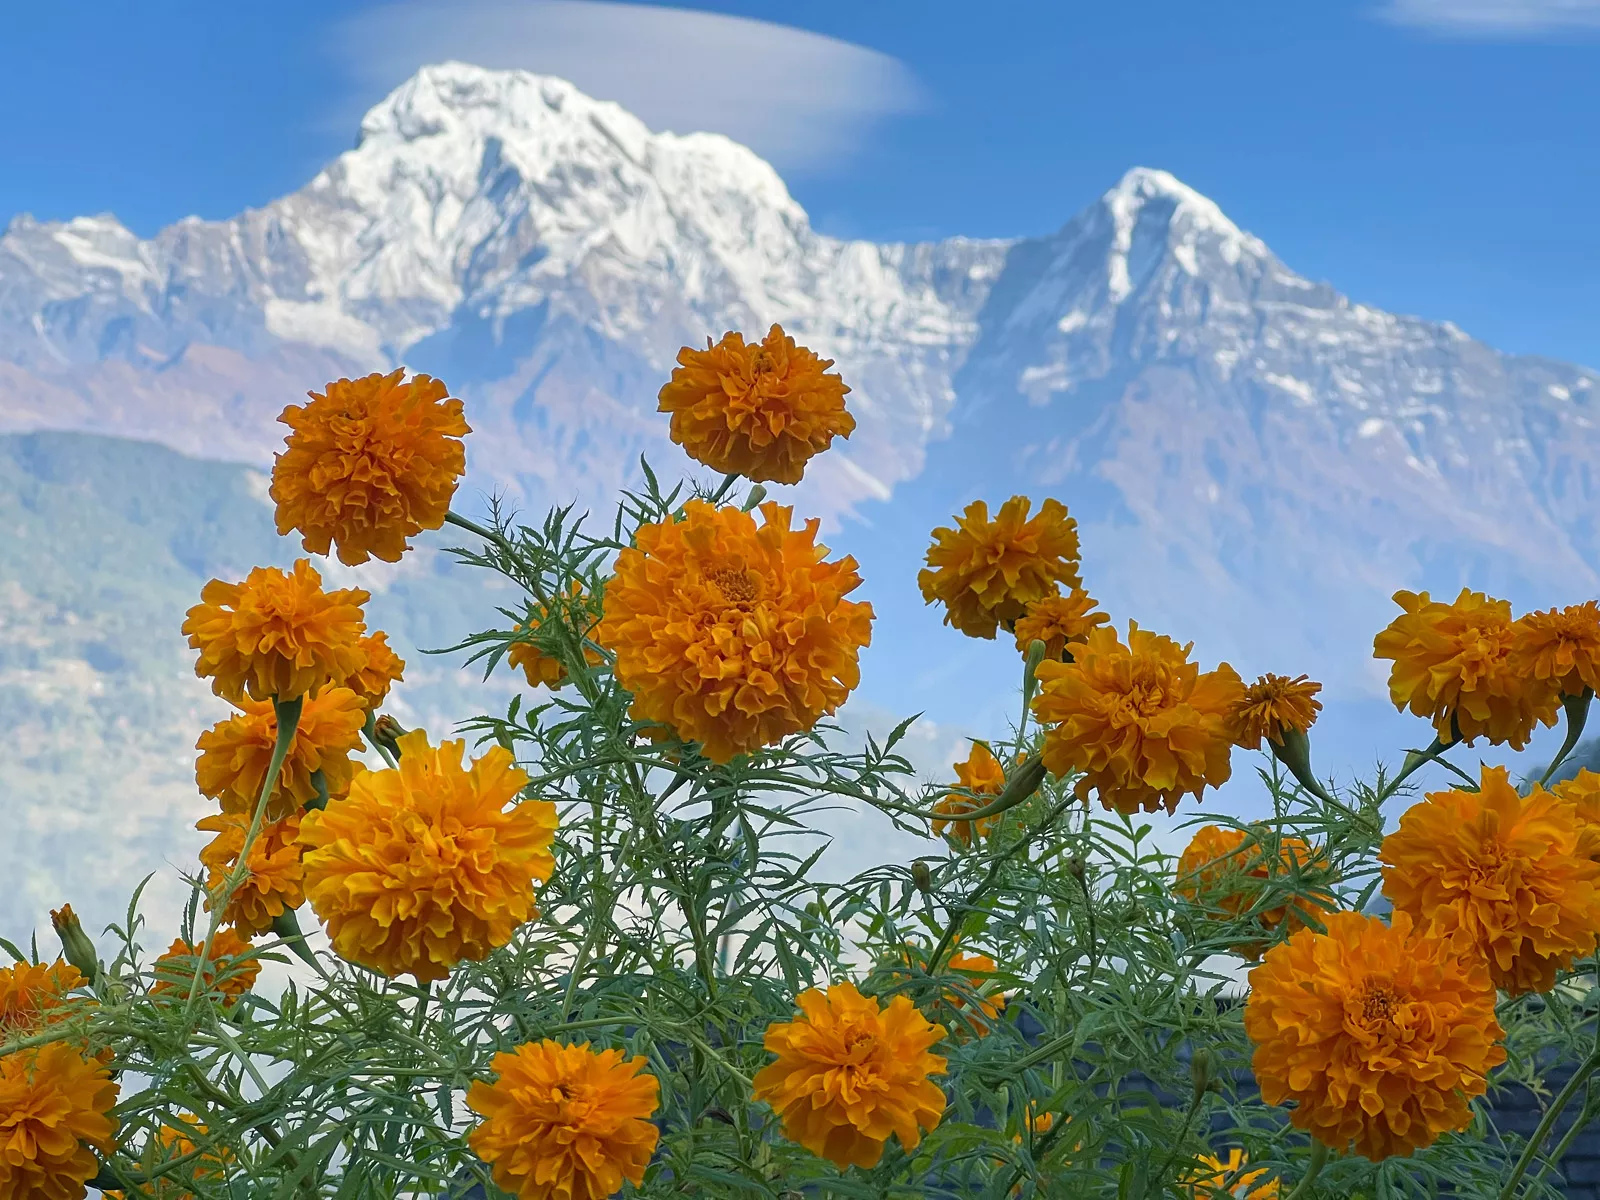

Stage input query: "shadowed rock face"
[{"left": 1, "top": 62, "right": 1598, "bottom": 938}]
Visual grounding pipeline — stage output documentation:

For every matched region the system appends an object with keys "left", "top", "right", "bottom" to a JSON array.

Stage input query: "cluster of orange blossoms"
[{"left": 0, "top": 958, "right": 117, "bottom": 1198}]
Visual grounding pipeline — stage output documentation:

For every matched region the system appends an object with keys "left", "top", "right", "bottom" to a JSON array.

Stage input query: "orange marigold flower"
[
  {"left": 344, "top": 631, "right": 406, "bottom": 711},
  {"left": 150, "top": 929, "right": 260, "bottom": 1006},
  {"left": 1032, "top": 623, "right": 1243, "bottom": 814},
  {"left": 944, "top": 952, "right": 1006, "bottom": 1034},
  {"left": 466, "top": 1040, "right": 660, "bottom": 1200},
  {"left": 1245, "top": 910, "right": 1505, "bottom": 1160},
  {"left": 0, "top": 1041, "right": 118, "bottom": 1199},
  {"left": 657, "top": 324, "right": 854, "bottom": 485},
  {"left": 1185, "top": 1149, "right": 1278, "bottom": 1198},
  {"left": 918, "top": 497, "right": 1082, "bottom": 640},
  {"left": 298, "top": 730, "right": 556, "bottom": 981},
  {"left": 106, "top": 1116, "right": 232, "bottom": 1199},
  {"left": 507, "top": 584, "right": 604, "bottom": 691},
  {"left": 1013, "top": 587, "right": 1110, "bottom": 660},
  {"left": 1226, "top": 674, "right": 1322, "bottom": 750},
  {"left": 271, "top": 369, "right": 470, "bottom": 566},
  {"left": 183, "top": 560, "right": 369, "bottom": 705},
  {"left": 1510, "top": 601, "right": 1600, "bottom": 699},
  {"left": 196, "top": 686, "right": 366, "bottom": 821},
  {"left": 1380, "top": 765, "right": 1600, "bottom": 995},
  {"left": 596, "top": 500, "right": 872, "bottom": 764},
  {"left": 930, "top": 742, "right": 1007, "bottom": 846},
  {"left": 0, "top": 960, "right": 86, "bottom": 1038},
  {"left": 752, "top": 981, "right": 947, "bottom": 1170},
  {"left": 1554, "top": 769, "right": 1600, "bottom": 849},
  {"left": 196, "top": 812, "right": 306, "bottom": 937},
  {"left": 1174, "top": 825, "right": 1333, "bottom": 959},
  {"left": 1372, "top": 588, "right": 1558, "bottom": 750}
]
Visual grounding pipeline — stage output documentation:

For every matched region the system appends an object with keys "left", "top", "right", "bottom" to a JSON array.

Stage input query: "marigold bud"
[
  {"left": 1023, "top": 638, "right": 1048, "bottom": 709},
  {"left": 371, "top": 714, "right": 409, "bottom": 759},
  {"left": 741, "top": 484, "right": 769, "bottom": 512},
  {"left": 912, "top": 861, "right": 933, "bottom": 894},
  {"left": 1190, "top": 1047, "right": 1212, "bottom": 1101},
  {"left": 49, "top": 904, "right": 99, "bottom": 986}
]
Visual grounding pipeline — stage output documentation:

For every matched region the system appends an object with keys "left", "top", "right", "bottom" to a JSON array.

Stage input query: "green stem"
[
  {"left": 1286, "top": 1140, "right": 1329, "bottom": 1199},
  {"left": 1540, "top": 689, "right": 1594, "bottom": 788},
  {"left": 189, "top": 695, "right": 302, "bottom": 1011},
  {"left": 1498, "top": 1046, "right": 1600, "bottom": 1200}
]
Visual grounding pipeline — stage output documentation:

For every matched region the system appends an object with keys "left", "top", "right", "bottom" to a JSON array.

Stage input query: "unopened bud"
[
  {"left": 912, "top": 861, "right": 933, "bottom": 894},
  {"left": 1190, "top": 1047, "right": 1212, "bottom": 1100},
  {"left": 741, "top": 484, "right": 768, "bottom": 512},
  {"left": 1065, "top": 855, "right": 1086, "bottom": 883},
  {"left": 50, "top": 904, "right": 99, "bottom": 985},
  {"left": 371, "top": 714, "right": 408, "bottom": 759}
]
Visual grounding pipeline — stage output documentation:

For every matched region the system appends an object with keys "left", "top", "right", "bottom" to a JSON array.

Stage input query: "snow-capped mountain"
[{"left": 1, "top": 59, "right": 1597, "bottom": 694}]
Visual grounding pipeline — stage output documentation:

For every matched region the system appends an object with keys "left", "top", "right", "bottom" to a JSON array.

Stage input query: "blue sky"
[{"left": 2, "top": 0, "right": 1596, "bottom": 368}]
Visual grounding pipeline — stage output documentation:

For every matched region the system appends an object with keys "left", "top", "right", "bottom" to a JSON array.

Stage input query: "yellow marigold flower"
[
  {"left": 596, "top": 500, "right": 873, "bottom": 764},
  {"left": 1244, "top": 910, "right": 1505, "bottom": 1160},
  {"left": 507, "top": 584, "right": 604, "bottom": 691},
  {"left": 1185, "top": 1149, "right": 1278, "bottom": 1198},
  {"left": 1380, "top": 764, "right": 1600, "bottom": 995},
  {"left": 196, "top": 686, "right": 366, "bottom": 821},
  {"left": 1174, "top": 825, "right": 1333, "bottom": 960},
  {"left": 0, "top": 960, "right": 86, "bottom": 1038},
  {"left": 1510, "top": 601, "right": 1600, "bottom": 698},
  {"left": 151, "top": 930, "right": 260, "bottom": 1006},
  {"left": 1554, "top": 769, "right": 1600, "bottom": 849},
  {"left": 930, "top": 742, "right": 1007, "bottom": 846},
  {"left": 106, "top": 1116, "right": 232, "bottom": 1200},
  {"left": 752, "top": 981, "right": 947, "bottom": 1170},
  {"left": 657, "top": 324, "right": 854, "bottom": 485},
  {"left": 298, "top": 730, "right": 555, "bottom": 981},
  {"left": 1226, "top": 674, "right": 1322, "bottom": 750},
  {"left": 183, "top": 560, "right": 370, "bottom": 705},
  {"left": 1032, "top": 623, "right": 1243, "bottom": 814},
  {"left": 944, "top": 951, "right": 1006, "bottom": 1034},
  {"left": 1372, "top": 588, "right": 1558, "bottom": 750},
  {"left": 0, "top": 1041, "right": 118, "bottom": 1199},
  {"left": 1012, "top": 587, "right": 1110, "bottom": 660},
  {"left": 271, "top": 369, "right": 470, "bottom": 566},
  {"left": 344, "top": 631, "right": 406, "bottom": 711},
  {"left": 466, "top": 1040, "right": 660, "bottom": 1200},
  {"left": 196, "top": 812, "right": 306, "bottom": 937},
  {"left": 918, "top": 497, "right": 1082, "bottom": 640}
]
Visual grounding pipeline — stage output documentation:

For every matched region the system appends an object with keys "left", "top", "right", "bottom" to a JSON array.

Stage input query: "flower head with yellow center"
[
  {"left": 1226, "top": 674, "right": 1322, "bottom": 751},
  {"left": 0, "top": 961, "right": 86, "bottom": 1040},
  {"left": 596, "top": 500, "right": 873, "bottom": 764},
  {"left": 1031, "top": 623, "right": 1243, "bottom": 814},
  {"left": 0, "top": 1041, "right": 119, "bottom": 1200},
  {"left": 466, "top": 1040, "right": 660, "bottom": 1200},
  {"left": 931, "top": 742, "right": 1007, "bottom": 846},
  {"left": 196, "top": 686, "right": 366, "bottom": 821},
  {"left": 1510, "top": 600, "right": 1600, "bottom": 699},
  {"left": 343, "top": 632, "right": 406, "bottom": 711},
  {"left": 196, "top": 812, "right": 306, "bottom": 937},
  {"left": 297, "top": 730, "right": 556, "bottom": 981},
  {"left": 1372, "top": 588, "right": 1557, "bottom": 749},
  {"left": 271, "top": 369, "right": 470, "bottom": 565},
  {"left": 1185, "top": 1149, "right": 1278, "bottom": 1198},
  {"left": 183, "top": 560, "right": 369, "bottom": 704},
  {"left": 919, "top": 497, "right": 1082, "bottom": 640},
  {"left": 752, "top": 981, "right": 947, "bottom": 1170},
  {"left": 1380, "top": 764, "right": 1600, "bottom": 995},
  {"left": 508, "top": 583, "right": 604, "bottom": 691},
  {"left": 1013, "top": 587, "right": 1110, "bottom": 660},
  {"left": 1174, "top": 825, "right": 1333, "bottom": 960},
  {"left": 657, "top": 324, "right": 854, "bottom": 485},
  {"left": 1244, "top": 910, "right": 1505, "bottom": 1160},
  {"left": 150, "top": 929, "right": 260, "bottom": 1007}
]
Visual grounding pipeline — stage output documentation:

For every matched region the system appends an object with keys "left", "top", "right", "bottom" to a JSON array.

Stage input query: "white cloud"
[
  {"left": 329, "top": 0, "right": 925, "bottom": 170},
  {"left": 1375, "top": 0, "right": 1600, "bottom": 33}
]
